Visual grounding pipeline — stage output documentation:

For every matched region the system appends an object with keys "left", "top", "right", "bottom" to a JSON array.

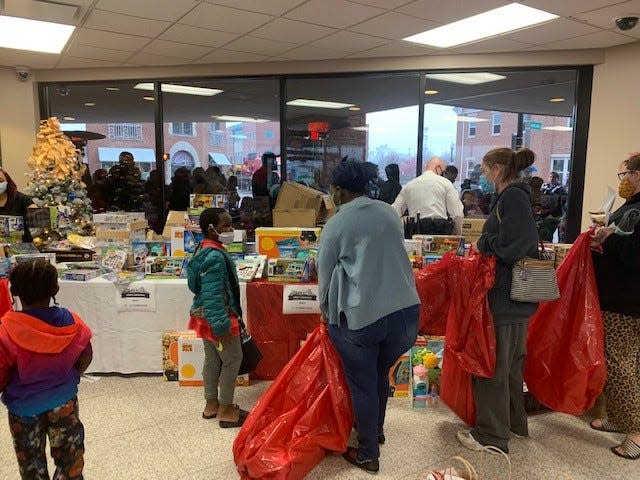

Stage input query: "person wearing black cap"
[{"left": 317, "top": 159, "right": 420, "bottom": 474}]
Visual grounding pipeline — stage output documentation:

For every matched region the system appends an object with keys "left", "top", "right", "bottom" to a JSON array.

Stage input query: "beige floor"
[{"left": 0, "top": 375, "right": 638, "bottom": 480}]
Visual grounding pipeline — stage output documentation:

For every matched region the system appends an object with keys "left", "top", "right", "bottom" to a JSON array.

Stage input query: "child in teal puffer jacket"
[{"left": 187, "top": 208, "right": 248, "bottom": 428}]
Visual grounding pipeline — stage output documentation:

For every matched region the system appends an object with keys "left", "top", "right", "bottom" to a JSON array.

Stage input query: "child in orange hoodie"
[{"left": 0, "top": 260, "right": 93, "bottom": 480}]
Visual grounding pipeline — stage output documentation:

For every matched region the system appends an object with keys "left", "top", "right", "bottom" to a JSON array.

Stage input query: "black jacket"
[
  {"left": 477, "top": 182, "right": 540, "bottom": 325},
  {"left": 608, "top": 192, "right": 640, "bottom": 226},
  {"left": 593, "top": 221, "right": 640, "bottom": 316},
  {"left": 0, "top": 192, "right": 34, "bottom": 242}
]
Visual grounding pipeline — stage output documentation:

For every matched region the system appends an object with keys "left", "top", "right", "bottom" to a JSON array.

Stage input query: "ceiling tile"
[
  {"left": 223, "top": 36, "right": 296, "bottom": 56},
  {"left": 84, "top": 9, "right": 171, "bottom": 37},
  {"left": 397, "top": 0, "right": 510, "bottom": 23},
  {"left": 506, "top": 18, "right": 601, "bottom": 44},
  {"left": 0, "top": 48, "right": 58, "bottom": 68},
  {"left": 56, "top": 56, "right": 122, "bottom": 68},
  {"left": 345, "top": 40, "right": 438, "bottom": 58},
  {"left": 279, "top": 44, "right": 347, "bottom": 60},
  {"left": 71, "top": 28, "right": 151, "bottom": 52},
  {"left": 58, "top": 0, "right": 95, "bottom": 7},
  {"left": 203, "top": 0, "right": 307, "bottom": 16},
  {"left": 142, "top": 39, "right": 212, "bottom": 60},
  {"left": 350, "top": 12, "right": 437, "bottom": 40},
  {"left": 453, "top": 37, "right": 536, "bottom": 54},
  {"left": 575, "top": 0, "right": 640, "bottom": 30},
  {"left": 349, "top": 0, "right": 413, "bottom": 8},
  {"left": 95, "top": 0, "right": 199, "bottom": 22},
  {"left": 64, "top": 43, "right": 135, "bottom": 63},
  {"left": 128, "top": 52, "right": 190, "bottom": 66},
  {"left": 251, "top": 18, "right": 337, "bottom": 44},
  {"left": 519, "top": 0, "right": 625, "bottom": 17},
  {"left": 180, "top": 3, "right": 273, "bottom": 33},
  {"left": 285, "top": 0, "right": 386, "bottom": 29},
  {"left": 159, "top": 25, "right": 240, "bottom": 48},
  {"left": 541, "top": 30, "right": 638, "bottom": 49},
  {"left": 192, "top": 49, "right": 269, "bottom": 63},
  {"left": 312, "top": 31, "right": 389, "bottom": 52}
]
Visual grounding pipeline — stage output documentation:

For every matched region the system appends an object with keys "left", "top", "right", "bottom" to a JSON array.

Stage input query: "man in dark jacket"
[{"left": 379, "top": 163, "right": 402, "bottom": 204}]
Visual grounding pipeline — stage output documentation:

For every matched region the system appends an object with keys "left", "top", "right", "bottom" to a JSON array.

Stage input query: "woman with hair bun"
[
  {"left": 456, "top": 148, "right": 540, "bottom": 455},
  {"left": 318, "top": 159, "right": 420, "bottom": 474}
]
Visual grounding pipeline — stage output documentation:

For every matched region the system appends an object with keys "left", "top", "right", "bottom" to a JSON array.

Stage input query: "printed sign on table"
[
  {"left": 116, "top": 282, "right": 157, "bottom": 312},
  {"left": 282, "top": 284, "right": 320, "bottom": 314}
]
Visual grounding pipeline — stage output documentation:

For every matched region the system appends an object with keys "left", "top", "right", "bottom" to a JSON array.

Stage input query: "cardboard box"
[
  {"left": 461, "top": 218, "right": 487, "bottom": 243},
  {"left": 62, "top": 269, "right": 101, "bottom": 281},
  {"left": 162, "top": 211, "right": 188, "bottom": 237},
  {"left": 94, "top": 212, "right": 146, "bottom": 223},
  {"left": 273, "top": 182, "right": 335, "bottom": 227},
  {"left": 26, "top": 207, "right": 58, "bottom": 229},
  {"left": 413, "top": 235, "right": 465, "bottom": 255},
  {"left": 178, "top": 336, "right": 205, "bottom": 386},
  {"left": 388, "top": 351, "right": 411, "bottom": 397},
  {"left": 552, "top": 243, "right": 573, "bottom": 269},
  {"left": 162, "top": 330, "right": 196, "bottom": 381},
  {"left": 255, "top": 227, "right": 321, "bottom": 258}
]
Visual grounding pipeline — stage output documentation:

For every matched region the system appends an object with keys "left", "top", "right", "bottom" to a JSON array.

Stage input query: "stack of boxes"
[{"left": 94, "top": 212, "right": 148, "bottom": 269}]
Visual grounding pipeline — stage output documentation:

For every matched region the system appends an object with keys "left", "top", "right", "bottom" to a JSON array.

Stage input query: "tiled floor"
[{"left": 0, "top": 376, "right": 638, "bottom": 480}]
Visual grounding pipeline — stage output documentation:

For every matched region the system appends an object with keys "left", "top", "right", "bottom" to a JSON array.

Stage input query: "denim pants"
[{"left": 329, "top": 304, "right": 419, "bottom": 461}]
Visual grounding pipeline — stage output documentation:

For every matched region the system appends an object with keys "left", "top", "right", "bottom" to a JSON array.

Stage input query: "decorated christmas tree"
[{"left": 24, "top": 117, "right": 93, "bottom": 243}]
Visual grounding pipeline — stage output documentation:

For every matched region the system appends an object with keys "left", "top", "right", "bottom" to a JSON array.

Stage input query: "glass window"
[
  {"left": 285, "top": 73, "right": 420, "bottom": 197},
  {"left": 170, "top": 122, "right": 195, "bottom": 136},
  {"left": 492, "top": 113, "right": 502, "bottom": 135},
  {"left": 468, "top": 122, "right": 476, "bottom": 138},
  {"left": 108, "top": 123, "right": 143, "bottom": 141}
]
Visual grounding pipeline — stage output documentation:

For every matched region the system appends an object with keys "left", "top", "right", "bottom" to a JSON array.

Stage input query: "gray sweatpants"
[
  {"left": 203, "top": 336, "right": 243, "bottom": 406},
  {"left": 471, "top": 323, "right": 528, "bottom": 451}
]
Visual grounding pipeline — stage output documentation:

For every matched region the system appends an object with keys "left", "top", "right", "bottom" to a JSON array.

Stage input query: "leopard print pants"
[{"left": 603, "top": 311, "right": 640, "bottom": 433}]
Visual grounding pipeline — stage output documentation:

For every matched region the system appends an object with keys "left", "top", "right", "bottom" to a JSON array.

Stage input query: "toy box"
[
  {"left": 178, "top": 336, "right": 205, "bottom": 386},
  {"left": 26, "top": 207, "right": 58, "bottom": 229},
  {"left": 13, "top": 253, "right": 57, "bottom": 265},
  {"left": 460, "top": 218, "right": 487, "bottom": 243},
  {"left": 267, "top": 258, "right": 307, "bottom": 282},
  {"left": 413, "top": 235, "right": 465, "bottom": 255},
  {"left": 145, "top": 256, "right": 186, "bottom": 278},
  {"left": 62, "top": 269, "right": 101, "bottom": 281},
  {"left": 411, "top": 336, "right": 444, "bottom": 408},
  {"left": 162, "top": 330, "right": 196, "bottom": 381},
  {"left": 171, "top": 227, "right": 205, "bottom": 256},
  {"left": 0, "top": 215, "right": 24, "bottom": 235},
  {"left": 255, "top": 227, "right": 321, "bottom": 258},
  {"left": 131, "top": 241, "right": 171, "bottom": 266},
  {"left": 388, "top": 351, "right": 411, "bottom": 398},
  {"left": 98, "top": 244, "right": 129, "bottom": 271},
  {"left": 189, "top": 194, "right": 228, "bottom": 209}
]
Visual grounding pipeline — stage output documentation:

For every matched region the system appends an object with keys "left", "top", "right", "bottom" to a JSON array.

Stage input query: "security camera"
[
  {"left": 15, "top": 66, "right": 31, "bottom": 81},
  {"left": 614, "top": 16, "right": 639, "bottom": 31}
]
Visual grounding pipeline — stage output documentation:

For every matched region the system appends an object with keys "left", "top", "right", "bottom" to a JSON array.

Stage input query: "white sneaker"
[{"left": 456, "top": 430, "right": 506, "bottom": 455}]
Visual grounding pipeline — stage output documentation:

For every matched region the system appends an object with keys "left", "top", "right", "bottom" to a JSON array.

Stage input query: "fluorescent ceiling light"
[
  {"left": 424, "top": 89, "right": 439, "bottom": 95},
  {"left": 543, "top": 126, "right": 572, "bottom": 131},
  {"left": 349, "top": 106, "right": 361, "bottom": 111},
  {"left": 0, "top": 15, "right": 74, "bottom": 54},
  {"left": 106, "top": 87, "right": 120, "bottom": 91},
  {"left": 84, "top": 102, "right": 95, "bottom": 106},
  {"left": 352, "top": 126, "right": 393, "bottom": 133},
  {"left": 549, "top": 97, "right": 565, "bottom": 102},
  {"left": 63, "top": 116, "right": 75, "bottom": 121},
  {"left": 404, "top": 3, "right": 558, "bottom": 48},
  {"left": 135, "top": 83, "right": 223, "bottom": 96},
  {"left": 287, "top": 98, "right": 355, "bottom": 109},
  {"left": 213, "top": 115, "right": 269, "bottom": 123},
  {"left": 426, "top": 72, "right": 506, "bottom": 85},
  {"left": 143, "top": 96, "right": 155, "bottom": 101}
]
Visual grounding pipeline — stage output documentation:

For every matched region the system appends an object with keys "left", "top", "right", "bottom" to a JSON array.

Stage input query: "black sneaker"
[
  {"left": 378, "top": 433, "right": 385, "bottom": 444},
  {"left": 342, "top": 447, "right": 379, "bottom": 474}
]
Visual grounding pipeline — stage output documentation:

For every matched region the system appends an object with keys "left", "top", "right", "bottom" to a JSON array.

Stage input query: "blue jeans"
[{"left": 329, "top": 304, "right": 419, "bottom": 461}]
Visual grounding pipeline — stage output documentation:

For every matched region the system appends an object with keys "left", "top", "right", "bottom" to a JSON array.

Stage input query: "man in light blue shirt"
[{"left": 318, "top": 159, "right": 420, "bottom": 474}]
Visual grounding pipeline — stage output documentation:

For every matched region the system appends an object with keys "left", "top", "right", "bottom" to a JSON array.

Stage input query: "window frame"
[{"left": 491, "top": 113, "right": 501, "bottom": 136}]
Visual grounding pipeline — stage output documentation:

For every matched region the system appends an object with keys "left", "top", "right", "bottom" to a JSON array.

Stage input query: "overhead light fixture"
[
  {"left": 543, "top": 126, "right": 572, "bottom": 131},
  {"left": 349, "top": 106, "right": 361, "bottom": 111},
  {"left": 425, "top": 89, "right": 439, "bottom": 95},
  {"left": 425, "top": 72, "right": 506, "bottom": 85},
  {"left": 84, "top": 102, "right": 95, "bottom": 106},
  {"left": 0, "top": 15, "right": 75, "bottom": 54},
  {"left": 143, "top": 96, "right": 155, "bottom": 101},
  {"left": 106, "top": 87, "right": 120, "bottom": 91},
  {"left": 403, "top": 3, "right": 558, "bottom": 48},
  {"left": 287, "top": 98, "right": 355, "bottom": 109},
  {"left": 352, "top": 126, "right": 393, "bottom": 132},
  {"left": 63, "top": 116, "right": 75, "bottom": 121},
  {"left": 135, "top": 83, "right": 223, "bottom": 96},
  {"left": 212, "top": 115, "right": 269, "bottom": 123},
  {"left": 549, "top": 97, "right": 565, "bottom": 103}
]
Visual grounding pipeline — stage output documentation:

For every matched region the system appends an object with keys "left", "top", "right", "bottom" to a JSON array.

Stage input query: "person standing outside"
[
  {"left": 455, "top": 147, "right": 539, "bottom": 455},
  {"left": 318, "top": 159, "right": 420, "bottom": 474},
  {"left": 392, "top": 157, "right": 464, "bottom": 234}
]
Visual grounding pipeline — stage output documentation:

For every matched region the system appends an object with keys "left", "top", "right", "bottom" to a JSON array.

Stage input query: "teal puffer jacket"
[{"left": 187, "top": 247, "right": 241, "bottom": 337}]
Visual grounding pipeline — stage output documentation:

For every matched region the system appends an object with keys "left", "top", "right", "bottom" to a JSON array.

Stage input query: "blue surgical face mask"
[
  {"left": 479, "top": 175, "right": 495, "bottom": 193},
  {"left": 0, "top": 182, "right": 7, "bottom": 194}
]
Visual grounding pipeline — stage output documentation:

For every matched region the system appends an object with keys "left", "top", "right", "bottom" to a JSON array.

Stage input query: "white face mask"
[
  {"left": 0, "top": 182, "right": 7, "bottom": 194},
  {"left": 210, "top": 224, "right": 234, "bottom": 245}
]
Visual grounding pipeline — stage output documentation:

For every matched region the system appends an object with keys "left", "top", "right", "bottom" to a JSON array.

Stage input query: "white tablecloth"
[{"left": 56, "top": 278, "right": 247, "bottom": 374}]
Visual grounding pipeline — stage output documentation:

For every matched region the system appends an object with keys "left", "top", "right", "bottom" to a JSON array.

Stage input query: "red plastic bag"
[
  {"left": 439, "top": 253, "right": 497, "bottom": 426},
  {"left": 233, "top": 324, "right": 354, "bottom": 480},
  {"left": 524, "top": 232, "right": 606, "bottom": 415},
  {"left": 415, "top": 254, "right": 456, "bottom": 335}
]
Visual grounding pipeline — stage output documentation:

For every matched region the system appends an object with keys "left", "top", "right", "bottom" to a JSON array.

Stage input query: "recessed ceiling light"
[
  {"left": 403, "top": 3, "right": 558, "bottom": 48},
  {"left": 543, "top": 126, "right": 572, "bottom": 131},
  {"left": 287, "top": 98, "right": 355, "bottom": 109},
  {"left": 63, "top": 116, "right": 75, "bottom": 121},
  {"left": 106, "top": 87, "right": 120, "bottom": 91},
  {"left": 143, "top": 96, "right": 155, "bottom": 101},
  {"left": 349, "top": 106, "right": 361, "bottom": 111},
  {"left": 425, "top": 72, "right": 506, "bottom": 85},
  {"left": 424, "top": 89, "right": 439, "bottom": 95},
  {"left": 135, "top": 83, "right": 223, "bottom": 96},
  {"left": 549, "top": 97, "right": 565, "bottom": 102},
  {"left": 0, "top": 15, "right": 75, "bottom": 54},
  {"left": 84, "top": 102, "right": 95, "bottom": 106},
  {"left": 212, "top": 115, "right": 268, "bottom": 123}
]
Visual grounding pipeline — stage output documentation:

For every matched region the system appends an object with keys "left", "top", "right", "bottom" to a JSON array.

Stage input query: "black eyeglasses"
[{"left": 618, "top": 171, "right": 635, "bottom": 180}]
